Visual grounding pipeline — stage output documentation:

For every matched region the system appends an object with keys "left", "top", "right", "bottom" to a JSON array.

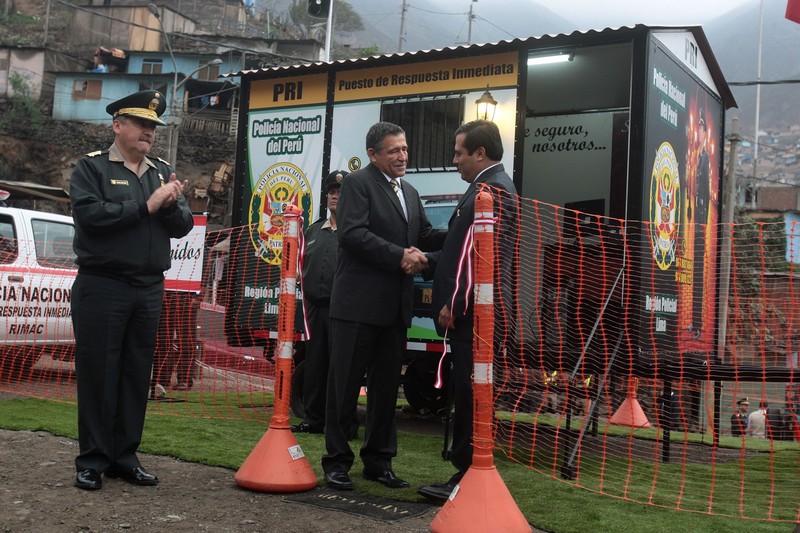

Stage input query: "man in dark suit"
[
  {"left": 322, "top": 122, "right": 446, "bottom": 490},
  {"left": 418, "top": 120, "right": 517, "bottom": 503}
]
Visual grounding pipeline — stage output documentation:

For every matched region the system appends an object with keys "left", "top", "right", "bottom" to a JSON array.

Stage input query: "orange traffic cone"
[
  {"left": 431, "top": 466, "right": 531, "bottom": 533},
  {"left": 431, "top": 191, "right": 531, "bottom": 533},
  {"left": 233, "top": 424, "right": 318, "bottom": 492},
  {"left": 609, "top": 378, "right": 651, "bottom": 428},
  {"left": 234, "top": 205, "right": 318, "bottom": 493}
]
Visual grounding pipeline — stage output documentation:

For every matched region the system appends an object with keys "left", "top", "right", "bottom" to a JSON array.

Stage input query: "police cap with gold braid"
[{"left": 106, "top": 90, "right": 167, "bottom": 126}]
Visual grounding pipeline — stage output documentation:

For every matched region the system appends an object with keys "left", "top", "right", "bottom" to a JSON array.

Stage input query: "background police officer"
[{"left": 292, "top": 171, "right": 353, "bottom": 435}]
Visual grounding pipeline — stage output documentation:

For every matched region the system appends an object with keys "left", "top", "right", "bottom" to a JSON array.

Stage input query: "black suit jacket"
[
  {"left": 430, "top": 164, "right": 517, "bottom": 340},
  {"left": 330, "top": 163, "right": 445, "bottom": 327}
]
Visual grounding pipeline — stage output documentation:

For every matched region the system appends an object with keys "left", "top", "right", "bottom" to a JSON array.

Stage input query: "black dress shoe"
[
  {"left": 106, "top": 466, "right": 159, "bottom": 486},
  {"left": 363, "top": 469, "right": 409, "bottom": 488},
  {"left": 291, "top": 421, "right": 324, "bottom": 434},
  {"left": 324, "top": 471, "right": 354, "bottom": 490},
  {"left": 418, "top": 480, "right": 458, "bottom": 502},
  {"left": 75, "top": 469, "right": 102, "bottom": 490}
]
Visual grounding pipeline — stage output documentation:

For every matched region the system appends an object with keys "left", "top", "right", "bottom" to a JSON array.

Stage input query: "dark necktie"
[{"left": 390, "top": 178, "right": 406, "bottom": 219}]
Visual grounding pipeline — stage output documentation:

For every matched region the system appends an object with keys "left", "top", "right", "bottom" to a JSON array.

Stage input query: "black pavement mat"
[
  {"left": 283, "top": 487, "right": 434, "bottom": 522},
  {"left": 147, "top": 397, "right": 186, "bottom": 403}
]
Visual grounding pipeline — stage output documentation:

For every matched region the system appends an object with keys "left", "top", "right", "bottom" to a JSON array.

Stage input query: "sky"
[
  {"left": 537, "top": 0, "right": 755, "bottom": 26},
  {"left": 433, "top": 0, "right": 757, "bottom": 28}
]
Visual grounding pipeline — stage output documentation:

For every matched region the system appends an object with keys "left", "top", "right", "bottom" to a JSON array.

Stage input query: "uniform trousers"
[
  {"left": 72, "top": 273, "right": 163, "bottom": 472},
  {"left": 322, "top": 317, "right": 405, "bottom": 475},
  {"left": 301, "top": 301, "right": 331, "bottom": 429}
]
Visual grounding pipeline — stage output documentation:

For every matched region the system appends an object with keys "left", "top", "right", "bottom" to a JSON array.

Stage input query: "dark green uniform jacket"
[
  {"left": 302, "top": 218, "right": 337, "bottom": 305},
  {"left": 70, "top": 144, "right": 194, "bottom": 286}
]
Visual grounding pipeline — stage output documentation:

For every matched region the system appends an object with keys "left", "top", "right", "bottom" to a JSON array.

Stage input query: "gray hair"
[{"left": 366, "top": 122, "right": 405, "bottom": 152}]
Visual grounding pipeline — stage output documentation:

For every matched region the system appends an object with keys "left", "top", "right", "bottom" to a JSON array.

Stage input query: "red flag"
[{"left": 787, "top": 0, "right": 800, "bottom": 24}]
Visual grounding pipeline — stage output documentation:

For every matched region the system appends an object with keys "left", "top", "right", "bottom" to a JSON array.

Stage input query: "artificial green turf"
[{"left": 0, "top": 397, "right": 795, "bottom": 533}]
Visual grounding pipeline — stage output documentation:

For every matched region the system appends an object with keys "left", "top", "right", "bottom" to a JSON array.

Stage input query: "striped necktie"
[{"left": 389, "top": 178, "right": 407, "bottom": 219}]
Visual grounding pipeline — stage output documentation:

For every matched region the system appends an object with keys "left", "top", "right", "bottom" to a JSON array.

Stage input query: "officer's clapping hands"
[{"left": 147, "top": 172, "right": 188, "bottom": 213}]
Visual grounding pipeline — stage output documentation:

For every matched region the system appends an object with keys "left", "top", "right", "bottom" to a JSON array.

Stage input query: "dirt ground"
[{"left": 0, "top": 428, "right": 443, "bottom": 533}]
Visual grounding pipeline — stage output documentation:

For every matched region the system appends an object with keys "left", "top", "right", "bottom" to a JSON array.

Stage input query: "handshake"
[{"left": 400, "top": 246, "right": 428, "bottom": 275}]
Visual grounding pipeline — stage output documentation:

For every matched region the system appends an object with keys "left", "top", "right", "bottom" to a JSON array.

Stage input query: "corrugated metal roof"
[{"left": 222, "top": 24, "right": 735, "bottom": 109}]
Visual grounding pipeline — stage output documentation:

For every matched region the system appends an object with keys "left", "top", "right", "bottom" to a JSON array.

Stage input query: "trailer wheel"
[
  {"left": 290, "top": 359, "right": 306, "bottom": 419},
  {"left": 402, "top": 358, "right": 448, "bottom": 415}
]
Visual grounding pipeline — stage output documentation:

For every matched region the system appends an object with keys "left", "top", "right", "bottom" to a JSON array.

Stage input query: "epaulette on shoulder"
[
  {"left": 155, "top": 156, "right": 172, "bottom": 166},
  {"left": 85, "top": 150, "right": 104, "bottom": 157}
]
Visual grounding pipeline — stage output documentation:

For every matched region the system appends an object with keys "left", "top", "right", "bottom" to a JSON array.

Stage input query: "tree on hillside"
[{"left": 335, "top": 44, "right": 381, "bottom": 60}]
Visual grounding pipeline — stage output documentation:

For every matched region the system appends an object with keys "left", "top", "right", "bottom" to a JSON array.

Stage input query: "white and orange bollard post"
[
  {"left": 431, "top": 190, "right": 531, "bottom": 533},
  {"left": 234, "top": 204, "right": 318, "bottom": 492}
]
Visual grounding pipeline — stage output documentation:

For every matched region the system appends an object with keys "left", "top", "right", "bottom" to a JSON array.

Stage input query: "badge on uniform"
[{"left": 110, "top": 179, "right": 129, "bottom": 186}]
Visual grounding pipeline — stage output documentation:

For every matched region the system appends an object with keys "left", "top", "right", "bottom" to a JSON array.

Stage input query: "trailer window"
[{"left": 381, "top": 96, "right": 464, "bottom": 172}]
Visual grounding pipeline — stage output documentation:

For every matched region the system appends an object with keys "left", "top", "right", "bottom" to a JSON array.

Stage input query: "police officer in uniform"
[
  {"left": 292, "top": 170, "right": 354, "bottom": 435},
  {"left": 70, "top": 90, "right": 194, "bottom": 490},
  {"left": 731, "top": 397, "right": 749, "bottom": 437}
]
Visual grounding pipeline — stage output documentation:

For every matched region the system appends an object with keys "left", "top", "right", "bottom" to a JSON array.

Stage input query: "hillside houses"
[
  {"left": 732, "top": 124, "right": 800, "bottom": 267},
  {"left": 1, "top": 2, "right": 323, "bottom": 129},
  {"left": 737, "top": 125, "right": 800, "bottom": 189}
]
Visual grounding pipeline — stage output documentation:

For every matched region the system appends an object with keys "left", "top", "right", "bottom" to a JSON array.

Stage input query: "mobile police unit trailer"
[{"left": 226, "top": 25, "right": 736, "bottom": 416}]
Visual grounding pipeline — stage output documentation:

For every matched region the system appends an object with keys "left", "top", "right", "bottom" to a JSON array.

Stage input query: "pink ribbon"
[
  {"left": 434, "top": 216, "right": 496, "bottom": 389},
  {"left": 296, "top": 218, "right": 311, "bottom": 341}
]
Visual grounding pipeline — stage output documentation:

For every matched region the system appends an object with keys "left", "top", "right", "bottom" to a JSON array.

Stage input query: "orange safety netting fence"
[
  {"left": 0, "top": 190, "right": 799, "bottom": 523},
  {"left": 489, "top": 188, "right": 799, "bottom": 524}
]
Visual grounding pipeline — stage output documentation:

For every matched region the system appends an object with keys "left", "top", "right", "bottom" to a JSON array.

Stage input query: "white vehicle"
[
  {"left": 0, "top": 204, "right": 207, "bottom": 378},
  {"left": 0, "top": 206, "right": 76, "bottom": 376}
]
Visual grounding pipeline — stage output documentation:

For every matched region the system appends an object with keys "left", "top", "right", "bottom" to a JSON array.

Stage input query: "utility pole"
[
  {"left": 148, "top": 4, "right": 180, "bottom": 166},
  {"left": 324, "top": 0, "right": 333, "bottom": 62},
  {"left": 398, "top": 0, "right": 408, "bottom": 52},
  {"left": 711, "top": 117, "right": 741, "bottom": 448},
  {"left": 717, "top": 117, "right": 741, "bottom": 362},
  {"left": 44, "top": 0, "right": 52, "bottom": 46},
  {"left": 149, "top": 4, "right": 220, "bottom": 166},
  {"left": 752, "top": 0, "right": 764, "bottom": 195},
  {"left": 467, "top": 0, "right": 477, "bottom": 45}
]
